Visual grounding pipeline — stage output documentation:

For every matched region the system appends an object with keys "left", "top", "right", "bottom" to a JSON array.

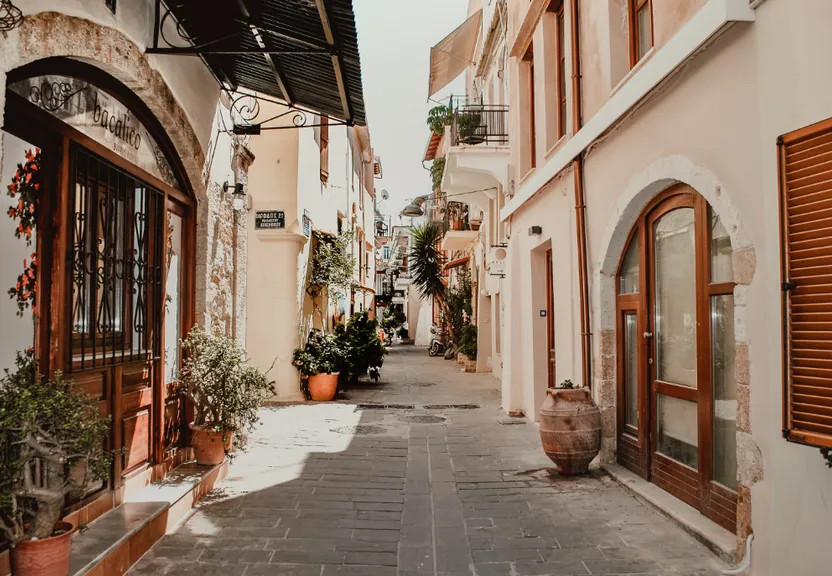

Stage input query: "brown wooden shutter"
[{"left": 779, "top": 117, "right": 832, "bottom": 449}]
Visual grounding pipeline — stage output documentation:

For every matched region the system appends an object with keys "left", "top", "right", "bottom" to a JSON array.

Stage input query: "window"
[
  {"left": 779, "top": 117, "right": 832, "bottom": 450},
  {"left": 319, "top": 116, "right": 329, "bottom": 184},
  {"left": 546, "top": 0, "right": 567, "bottom": 139},
  {"left": 523, "top": 45, "right": 536, "bottom": 171},
  {"left": 628, "top": 0, "right": 653, "bottom": 67}
]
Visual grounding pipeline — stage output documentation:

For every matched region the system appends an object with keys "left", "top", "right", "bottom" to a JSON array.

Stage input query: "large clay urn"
[{"left": 539, "top": 387, "right": 601, "bottom": 475}]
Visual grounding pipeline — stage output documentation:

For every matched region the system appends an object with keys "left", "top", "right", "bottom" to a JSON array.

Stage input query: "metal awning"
[
  {"left": 148, "top": 0, "right": 366, "bottom": 127},
  {"left": 428, "top": 9, "right": 482, "bottom": 98}
]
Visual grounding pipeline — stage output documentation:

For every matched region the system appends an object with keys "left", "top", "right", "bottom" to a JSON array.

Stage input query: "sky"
[{"left": 353, "top": 0, "right": 469, "bottom": 227}]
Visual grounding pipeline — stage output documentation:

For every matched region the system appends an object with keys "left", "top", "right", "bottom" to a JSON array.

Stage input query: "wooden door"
[
  {"left": 546, "top": 249, "right": 556, "bottom": 388},
  {"left": 67, "top": 143, "right": 164, "bottom": 488},
  {"left": 647, "top": 196, "right": 703, "bottom": 509}
]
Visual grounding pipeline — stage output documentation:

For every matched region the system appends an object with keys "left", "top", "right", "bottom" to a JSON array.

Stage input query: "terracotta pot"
[
  {"left": 10, "top": 521, "right": 74, "bottom": 576},
  {"left": 308, "top": 372, "right": 339, "bottom": 401},
  {"left": 190, "top": 424, "right": 232, "bottom": 466},
  {"left": 539, "top": 387, "right": 601, "bottom": 475}
]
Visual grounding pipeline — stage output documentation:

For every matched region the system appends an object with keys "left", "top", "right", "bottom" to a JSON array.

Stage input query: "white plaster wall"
[{"left": 21, "top": 0, "right": 219, "bottom": 149}]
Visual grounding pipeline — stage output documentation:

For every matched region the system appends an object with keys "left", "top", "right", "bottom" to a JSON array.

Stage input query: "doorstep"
[
  {"left": 603, "top": 463, "right": 737, "bottom": 562},
  {"left": 68, "top": 460, "right": 228, "bottom": 576},
  {"left": 0, "top": 459, "right": 228, "bottom": 576}
]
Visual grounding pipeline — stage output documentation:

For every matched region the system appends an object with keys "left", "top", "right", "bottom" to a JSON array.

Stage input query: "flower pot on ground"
[
  {"left": 178, "top": 326, "right": 274, "bottom": 466},
  {"left": 0, "top": 350, "right": 112, "bottom": 576},
  {"left": 538, "top": 381, "right": 601, "bottom": 475},
  {"left": 293, "top": 329, "right": 346, "bottom": 401}
]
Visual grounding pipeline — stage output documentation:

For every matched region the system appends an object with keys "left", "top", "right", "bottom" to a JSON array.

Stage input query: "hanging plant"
[
  {"left": 6, "top": 148, "right": 41, "bottom": 317},
  {"left": 6, "top": 148, "right": 40, "bottom": 246},
  {"left": 8, "top": 252, "right": 36, "bottom": 316}
]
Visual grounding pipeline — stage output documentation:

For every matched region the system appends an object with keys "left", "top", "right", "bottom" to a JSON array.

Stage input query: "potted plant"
[
  {"left": 177, "top": 326, "right": 274, "bottom": 466},
  {"left": 293, "top": 329, "right": 345, "bottom": 401},
  {"left": 0, "top": 350, "right": 111, "bottom": 576},
  {"left": 457, "top": 111, "right": 483, "bottom": 144},
  {"left": 334, "top": 312, "right": 387, "bottom": 389},
  {"left": 538, "top": 379, "right": 601, "bottom": 475},
  {"left": 459, "top": 324, "right": 478, "bottom": 372},
  {"left": 306, "top": 231, "right": 356, "bottom": 326}
]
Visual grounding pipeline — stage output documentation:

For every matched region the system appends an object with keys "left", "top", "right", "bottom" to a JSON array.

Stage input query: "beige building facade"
[{"left": 439, "top": 0, "right": 832, "bottom": 573}]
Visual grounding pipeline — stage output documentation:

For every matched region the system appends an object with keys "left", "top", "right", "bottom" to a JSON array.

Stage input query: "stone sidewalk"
[{"left": 129, "top": 345, "right": 727, "bottom": 576}]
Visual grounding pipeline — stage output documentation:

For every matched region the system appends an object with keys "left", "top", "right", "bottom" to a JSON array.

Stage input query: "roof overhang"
[
  {"left": 428, "top": 9, "right": 483, "bottom": 98},
  {"left": 148, "top": 0, "right": 366, "bottom": 126}
]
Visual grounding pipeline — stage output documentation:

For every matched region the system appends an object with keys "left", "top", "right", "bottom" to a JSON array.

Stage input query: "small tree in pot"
[
  {"left": 0, "top": 350, "right": 111, "bottom": 576},
  {"left": 292, "top": 329, "right": 345, "bottom": 401},
  {"left": 177, "top": 326, "right": 275, "bottom": 466},
  {"left": 334, "top": 312, "right": 386, "bottom": 389}
]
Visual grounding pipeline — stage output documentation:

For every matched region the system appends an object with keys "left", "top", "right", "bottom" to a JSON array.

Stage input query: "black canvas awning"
[{"left": 149, "top": 0, "right": 366, "bottom": 126}]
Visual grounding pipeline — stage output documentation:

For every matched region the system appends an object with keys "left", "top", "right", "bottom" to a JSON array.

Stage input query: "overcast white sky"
[{"left": 354, "top": 0, "right": 468, "bottom": 225}]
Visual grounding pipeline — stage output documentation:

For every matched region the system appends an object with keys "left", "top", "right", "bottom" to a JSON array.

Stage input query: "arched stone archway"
[
  {"left": 592, "top": 155, "right": 762, "bottom": 542},
  {"left": 0, "top": 11, "right": 207, "bottom": 202}
]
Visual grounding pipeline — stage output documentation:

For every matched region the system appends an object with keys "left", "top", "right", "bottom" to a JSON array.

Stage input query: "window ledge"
[
  {"left": 518, "top": 166, "right": 537, "bottom": 189},
  {"left": 544, "top": 135, "right": 567, "bottom": 162},
  {"left": 603, "top": 463, "right": 738, "bottom": 562},
  {"left": 610, "top": 47, "right": 656, "bottom": 98}
]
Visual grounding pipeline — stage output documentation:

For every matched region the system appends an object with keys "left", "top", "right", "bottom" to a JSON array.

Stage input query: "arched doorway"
[
  {"left": 615, "top": 184, "right": 738, "bottom": 532},
  {"left": 1, "top": 58, "right": 196, "bottom": 511}
]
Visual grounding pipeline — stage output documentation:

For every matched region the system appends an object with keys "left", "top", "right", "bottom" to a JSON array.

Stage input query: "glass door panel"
[
  {"left": 657, "top": 394, "right": 698, "bottom": 468},
  {"left": 623, "top": 313, "right": 639, "bottom": 428},
  {"left": 712, "top": 294, "right": 737, "bottom": 489},
  {"left": 164, "top": 211, "right": 183, "bottom": 384},
  {"left": 654, "top": 208, "right": 697, "bottom": 389}
]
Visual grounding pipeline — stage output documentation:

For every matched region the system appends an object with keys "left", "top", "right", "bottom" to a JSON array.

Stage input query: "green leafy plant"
[
  {"left": 0, "top": 350, "right": 111, "bottom": 545},
  {"left": 427, "top": 104, "right": 452, "bottom": 135},
  {"left": 292, "top": 329, "right": 346, "bottom": 377},
  {"left": 559, "top": 379, "right": 576, "bottom": 389},
  {"left": 177, "top": 326, "right": 275, "bottom": 454},
  {"left": 459, "top": 324, "right": 478, "bottom": 359},
  {"left": 409, "top": 222, "right": 446, "bottom": 302},
  {"left": 307, "top": 231, "right": 356, "bottom": 324},
  {"left": 445, "top": 268, "right": 472, "bottom": 345},
  {"left": 457, "top": 112, "right": 482, "bottom": 141},
  {"left": 381, "top": 305, "right": 406, "bottom": 333},
  {"left": 430, "top": 157, "right": 445, "bottom": 192},
  {"left": 334, "top": 312, "right": 387, "bottom": 387}
]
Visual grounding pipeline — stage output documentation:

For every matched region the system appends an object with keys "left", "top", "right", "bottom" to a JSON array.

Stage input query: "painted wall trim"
[{"left": 500, "top": 0, "right": 755, "bottom": 222}]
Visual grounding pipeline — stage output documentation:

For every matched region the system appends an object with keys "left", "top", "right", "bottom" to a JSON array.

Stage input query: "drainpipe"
[{"left": 570, "top": 0, "right": 592, "bottom": 388}]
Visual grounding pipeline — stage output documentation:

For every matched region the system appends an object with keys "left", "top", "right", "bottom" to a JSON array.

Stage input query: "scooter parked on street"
[{"left": 428, "top": 326, "right": 446, "bottom": 357}]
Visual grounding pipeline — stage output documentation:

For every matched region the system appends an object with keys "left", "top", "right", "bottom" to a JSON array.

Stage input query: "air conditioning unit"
[{"left": 504, "top": 164, "right": 515, "bottom": 197}]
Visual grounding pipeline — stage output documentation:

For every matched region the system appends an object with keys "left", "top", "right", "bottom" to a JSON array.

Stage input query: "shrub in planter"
[
  {"left": 334, "top": 312, "right": 387, "bottom": 387},
  {"left": 178, "top": 326, "right": 274, "bottom": 465},
  {"left": 292, "top": 330, "right": 345, "bottom": 401},
  {"left": 397, "top": 326, "right": 409, "bottom": 342},
  {"left": 0, "top": 350, "right": 111, "bottom": 576},
  {"left": 458, "top": 324, "right": 477, "bottom": 360}
]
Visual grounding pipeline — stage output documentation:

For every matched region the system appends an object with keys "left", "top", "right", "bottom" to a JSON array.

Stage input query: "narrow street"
[{"left": 129, "top": 346, "right": 726, "bottom": 576}]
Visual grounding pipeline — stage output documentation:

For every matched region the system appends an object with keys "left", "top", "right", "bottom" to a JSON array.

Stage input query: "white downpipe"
[{"left": 722, "top": 534, "right": 753, "bottom": 575}]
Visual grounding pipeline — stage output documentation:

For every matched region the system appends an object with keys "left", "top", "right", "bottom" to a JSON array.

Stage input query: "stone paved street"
[{"left": 129, "top": 346, "right": 727, "bottom": 576}]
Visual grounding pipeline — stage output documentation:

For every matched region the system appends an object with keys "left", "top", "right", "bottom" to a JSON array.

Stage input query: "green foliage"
[
  {"left": 334, "top": 312, "right": 387, "bottom": 386},
  {"left": 459, "top": 324, "right": 478, "bottom": 359},
  {"left": 397, "top": 326, "right": 409, "bottom": 340},
  {"left": 559, "top": 379, "right": 576, "bottom": 389},
  {"left": 381, "top": 305, "right": 406, "bottom": 333},
  {"left": 430, "top": 157, "right": 445, "bottom": 192},
  {"left": 307, "top": 231, "right": 356, "bottom": 321},
  {"left": 457, "top": 112, "right": 481, "bottom": 140},
  {"left": 445, "top": 268, "right": 472, "bottom": 345},
  {"left": 427, "top": 104, "right": 452, "bottom": 135},
  {"left": 409, "top": 222, "right": 446, "bottom": 302},
  {"left": 292, "top": 330, "right": 346, "bottom": 377},
  {"left": 177, "top": 326, "right": 275, "bottom": 454},
  {"left": 0, "top": 350, "right": 111, "bottom": 544}
]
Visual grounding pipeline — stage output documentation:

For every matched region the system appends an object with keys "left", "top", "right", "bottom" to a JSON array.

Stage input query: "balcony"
[
  {"left": 449, "top": 104, "right": 509, "bottom": 147},
  {"left": 441, "top": 201, "right": 479, "bottom": 251}
]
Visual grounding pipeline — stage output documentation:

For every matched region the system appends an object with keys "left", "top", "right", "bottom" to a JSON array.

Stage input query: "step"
[
  {"left": 69, "top": 460, "right": 228, "bottom": 576},
  {"left": 0, "top": 460, "right": 228, "bottom": 576}
]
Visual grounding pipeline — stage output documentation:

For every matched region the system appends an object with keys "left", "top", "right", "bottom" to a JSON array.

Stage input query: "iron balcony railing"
[{"left": 449, "top": 104, "right": 509, "bottom": 147}]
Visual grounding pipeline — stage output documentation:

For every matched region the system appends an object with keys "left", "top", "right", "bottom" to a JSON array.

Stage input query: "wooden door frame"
[
  {"left": 545, "top": 249, "right": 555, "bottom": 388},
  {"left": 614, "top": 184, "right": 738, "bottom": 531}
]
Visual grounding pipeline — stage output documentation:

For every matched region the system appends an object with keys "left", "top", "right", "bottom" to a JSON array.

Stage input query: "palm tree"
[{"left": 408, "top": 222, "right": 446, "bottom": 302}]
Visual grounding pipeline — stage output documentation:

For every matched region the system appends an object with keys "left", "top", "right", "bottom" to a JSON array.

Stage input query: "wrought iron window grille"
[{"left": 0, "top": 0, "right": 23, "bottom": 33}]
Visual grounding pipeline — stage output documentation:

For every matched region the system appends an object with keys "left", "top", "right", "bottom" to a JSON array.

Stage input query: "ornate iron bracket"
[
  {"left": 227, "top": 92, "right": 346, "bottom": 134},
  {"left": 0, "top": 0, "right": 23, "bottom": 33}
]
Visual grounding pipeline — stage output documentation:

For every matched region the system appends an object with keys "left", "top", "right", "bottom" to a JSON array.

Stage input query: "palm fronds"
[{"left": 408, "top": 222, "right": 446, "bottom": 302}]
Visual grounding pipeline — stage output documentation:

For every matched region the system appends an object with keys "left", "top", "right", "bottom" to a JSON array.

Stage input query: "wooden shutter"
[
  {"left": 320, "top": 117, "right": 329, "bottom": 183},
  {"left": 779, "top": 117, "right": 832, "bottom": 449}
]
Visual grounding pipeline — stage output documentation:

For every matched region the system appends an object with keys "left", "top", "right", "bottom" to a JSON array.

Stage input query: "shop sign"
[
  {"left": 488, "top": 246, "right": 507, "bottom": 278},
  {"left": 254, "top": 210, "right": 285, "bottom": 230},
  {"left": 9, "top": 75, "right": 179, "bottom": 189}
]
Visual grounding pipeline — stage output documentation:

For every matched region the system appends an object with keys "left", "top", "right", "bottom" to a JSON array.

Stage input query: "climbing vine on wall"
[{"left": 6, "top": 148, "right": 41, "bottom": 316}]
